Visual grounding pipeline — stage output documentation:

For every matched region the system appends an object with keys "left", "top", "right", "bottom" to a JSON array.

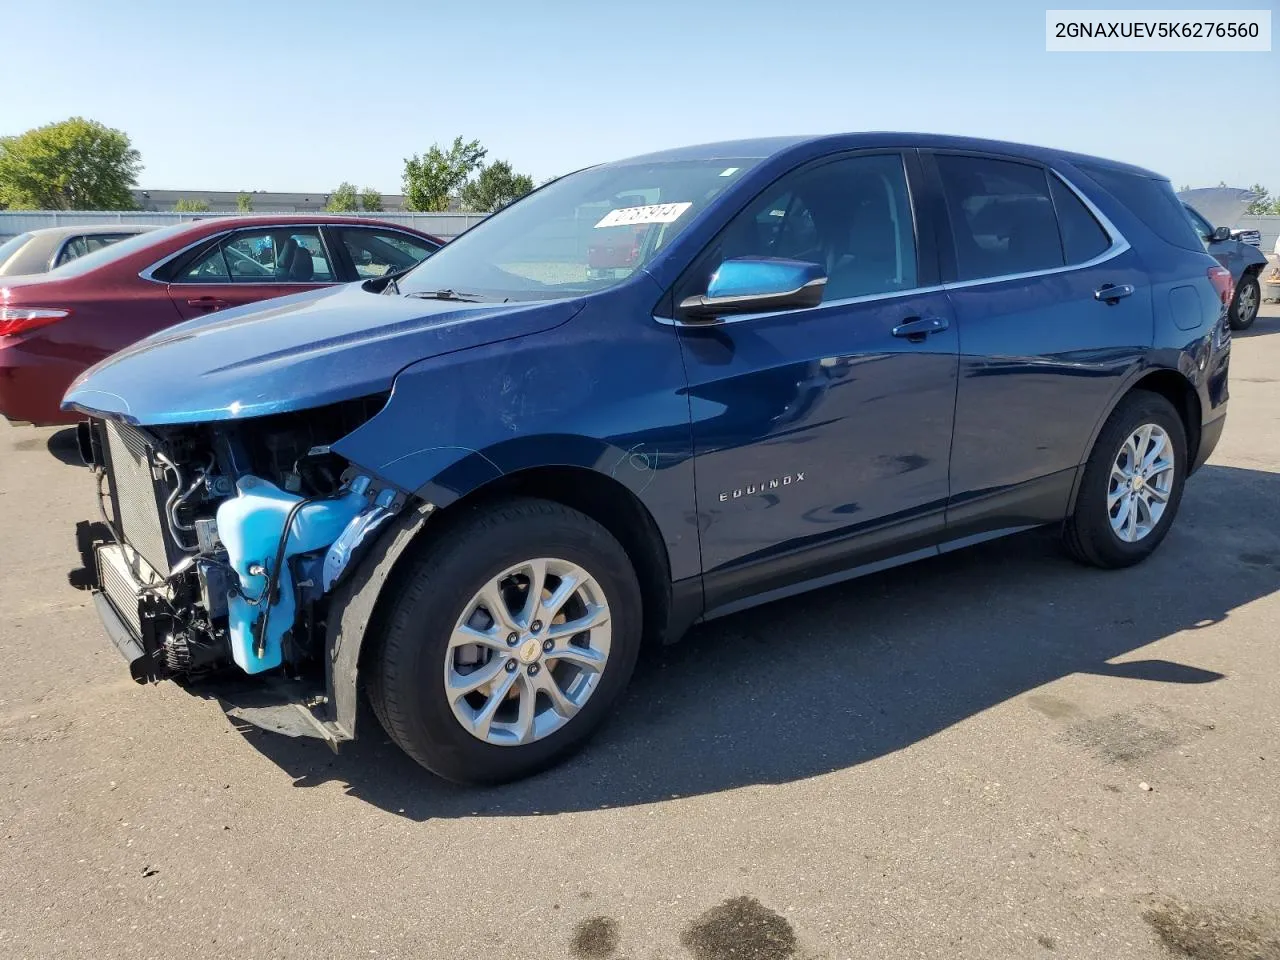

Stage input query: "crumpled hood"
[
  {"left": 1176, "top": 187, "right": 1258, "bottom": 229},
  {"left": 62, "top": 282, "right": 582, "bottom": 425}
]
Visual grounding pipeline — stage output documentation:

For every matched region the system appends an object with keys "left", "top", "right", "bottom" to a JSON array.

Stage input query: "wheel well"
[
  {"left": 436, "top": 466, "right": 674, "bottom": 646},
  {"left": 1130, "top": 370, "right": 1201, "bottom": 466}
]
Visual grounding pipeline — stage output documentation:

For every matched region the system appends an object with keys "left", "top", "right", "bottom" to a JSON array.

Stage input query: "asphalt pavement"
[{"left": 1, "top": 306, "right": 1278, "bottom": 960}]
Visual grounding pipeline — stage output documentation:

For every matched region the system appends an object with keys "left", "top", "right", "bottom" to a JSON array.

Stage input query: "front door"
[
  {"left": 675, "top": 151, "right": 960, "bottom": 611},
  {"left": 165, "top": 225, "right": 337, "bottom": 321}
]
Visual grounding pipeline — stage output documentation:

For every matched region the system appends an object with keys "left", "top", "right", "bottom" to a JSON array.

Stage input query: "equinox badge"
[{"left": 718, "top": 472, "right": 806, "bottom": 502}]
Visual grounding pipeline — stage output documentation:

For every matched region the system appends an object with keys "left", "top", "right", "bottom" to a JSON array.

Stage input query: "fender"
[
  {"left": 331, "top": 288, "right": 701, "bottom": 582},
  {"left": 324, "top": 501, "right": 436, "bottom": 739}
]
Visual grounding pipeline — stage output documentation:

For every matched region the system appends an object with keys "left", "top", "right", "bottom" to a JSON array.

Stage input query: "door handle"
[
  {"left": 891, "top": 316, "right": 949, "bottom": 342},
  {"left": 186, "top": 297, "right": 228, "bottom": 310},
  {"left": 1094, "top": 283, "right": 1135, "bottom": 305}
]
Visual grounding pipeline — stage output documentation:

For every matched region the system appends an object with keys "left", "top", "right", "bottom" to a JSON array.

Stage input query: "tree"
[
  {"left": 173, "top": 198, "right": 210, "bottom": 212},
  {"left": 402, "top": 137, "right": 486, "bottom": 211},
  {"left": 326, "top": 181, "right": 359, "bottom": 212},
  {"left": 1245, "top": 184, "right": 1279, "bottom": 216},
  {"left": 360, "top": 187, "right": 383, "bottom": 212},
  {"left": 460, "top": 160, "right": 535, "bottom": 213},
  {"left": 236, "top": 192, "right": 254, "bottom": 212},
  {"left": 0, "top": 117, "right": 140, "bottom": 210}
]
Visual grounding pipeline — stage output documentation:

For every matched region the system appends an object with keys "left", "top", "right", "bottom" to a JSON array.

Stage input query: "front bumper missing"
[{"left": 87, "top": 538, "right": 351, "bottom": 746}]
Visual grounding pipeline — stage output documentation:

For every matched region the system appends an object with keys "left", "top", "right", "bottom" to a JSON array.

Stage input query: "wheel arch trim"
[{"left": 1065, "top": 363, "right": 1201, "bottom": 517}]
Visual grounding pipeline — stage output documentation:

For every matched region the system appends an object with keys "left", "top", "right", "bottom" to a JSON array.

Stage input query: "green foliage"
[
  {"left": 360, "top": 187, "right": 383, "bottom": 212},
  {"left": 0, "top": 117, "right": 140, "bottom": 210},
  {"left": 326, "top": 181, "right": 359, "bottom": 212},
  {"left": 173, "top": 198, "right": 210, "bottom": 212},
  {"left": 1245, "top": 184, "right": 1280, "bottom": 216},
  {"left": 402, "top": 137, "right": 487, "bottom": 211},
  {"left": 460, "top": 160, "right": 535, "bottom": 213},
  {"left": 236, "top": 192, "right": 254, "bottom": 212}
]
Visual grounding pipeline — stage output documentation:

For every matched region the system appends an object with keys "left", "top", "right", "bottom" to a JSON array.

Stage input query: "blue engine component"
[{"left": 216, "top": 475, "right": 373, "bottom": 673}]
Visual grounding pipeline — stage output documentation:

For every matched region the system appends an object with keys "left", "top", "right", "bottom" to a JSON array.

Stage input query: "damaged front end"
[{"left": 76, "top": 395, "right": 411, "bottom": 741}]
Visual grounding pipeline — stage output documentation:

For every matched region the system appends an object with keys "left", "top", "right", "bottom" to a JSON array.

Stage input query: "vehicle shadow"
[
  {"left": 227, "top": 463, "right": 1280, "bottom": 819},
  {"left": 45, "top": 427, "right": 84, "bottom": 466},
  {"left": 1236, "top": 307, "right": 1280, "bottom": 339}
]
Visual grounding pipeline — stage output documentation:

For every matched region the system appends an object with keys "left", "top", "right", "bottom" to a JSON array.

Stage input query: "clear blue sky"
[{"left": 0, "top": 0, "right": 1275, "bottom": 193}]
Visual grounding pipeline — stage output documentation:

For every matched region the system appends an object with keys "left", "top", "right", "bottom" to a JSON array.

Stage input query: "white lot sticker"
[
  {"left": 595, "top": 202, "right": 692, "bottom": 228},
  {"left": 719, "top": 167, "right": 740, "bottom": 177}
]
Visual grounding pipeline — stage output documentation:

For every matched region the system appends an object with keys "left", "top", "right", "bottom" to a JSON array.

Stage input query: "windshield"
[
  {"left": 0, "top": 233, "right": 34, "bottom": 273},
  {"left": 397, "top": 158, "right": 762, "bottom": 301},
  {"left": 44, "top": 222, "right": 195, "bottom": 278}
]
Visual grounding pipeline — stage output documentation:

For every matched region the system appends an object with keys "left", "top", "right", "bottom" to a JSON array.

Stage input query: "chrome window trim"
[
  {"left": 657, "top": 166, "right": 1130, "bottom": 326},
  {"left": 139, "top": 222, "right": 348, "bottom": 285}
]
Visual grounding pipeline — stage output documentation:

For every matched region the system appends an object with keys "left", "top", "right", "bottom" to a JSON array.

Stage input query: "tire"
[
  {"left": 366, "top": 497, "right": 642, "bottom": 785},
  {"left": 1062, "top": 391, "right": 1187, "bottom": 569},
  {"left": 1228, "top": 273, "right": 1260, "bottom": 330}
]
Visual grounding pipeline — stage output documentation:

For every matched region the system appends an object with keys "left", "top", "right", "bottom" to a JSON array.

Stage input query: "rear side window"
[
  {"left": 54, "top": 236, "right": 90, "bottom": 268},
  {"left": 1048, "top": 177, "right": 1111, "bottom": 264},
  {"left": 174, "top": 227, "right": 335, "bottom": 283},
  {"left": 936, "top": 155, "right": 1064, "bottom": 281},
  {"left": 1077, "top": 164, "right": 1202, "bottom": 252}
]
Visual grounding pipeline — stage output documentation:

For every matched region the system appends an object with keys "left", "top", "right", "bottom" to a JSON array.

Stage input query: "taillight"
[
  {"left": 0, "top": 306, "right": 69, "bottom": 336},
  {"left": 1207, "top": 266, "right": 1233, "bottom": 307}
]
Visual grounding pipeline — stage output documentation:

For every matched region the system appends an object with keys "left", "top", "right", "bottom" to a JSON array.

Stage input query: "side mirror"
[
  {"left": 1210, "top": 226, "right": 1232, "bottom": 242},
  {"left": 678, "top": 257, "right": 826, "bottom": 324}
]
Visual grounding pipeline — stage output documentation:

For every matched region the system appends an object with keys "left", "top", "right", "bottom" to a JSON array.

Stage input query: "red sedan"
[{"left": 0, "top": 216, "right": 442, "bottom": 425}]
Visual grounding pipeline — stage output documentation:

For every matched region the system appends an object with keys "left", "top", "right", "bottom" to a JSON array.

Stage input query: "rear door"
[
  {"left": 165, "top": 225, "right": 337, "bottom": 320},
  {"left": 924, "top": 151, "right": 1153, "bottom": 538}
]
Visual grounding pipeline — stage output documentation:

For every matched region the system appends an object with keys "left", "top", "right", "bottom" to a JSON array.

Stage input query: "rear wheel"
[
  {"left": 367, "top": 497, "right": 642, "bottom": 785},
  {"left": 1228, "top": 274, "right": 1260, "bottom": 330},
  {"left": 1063, "top": 391, "right": 1187, "bottom": 569}
]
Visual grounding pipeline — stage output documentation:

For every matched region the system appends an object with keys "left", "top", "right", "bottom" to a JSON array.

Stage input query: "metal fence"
[
  {"left": 3, "top": 209, "right": 1278, "bottom": 253},
  {"left": 0, "top": 210, "right": 490, "bottom": 240}
]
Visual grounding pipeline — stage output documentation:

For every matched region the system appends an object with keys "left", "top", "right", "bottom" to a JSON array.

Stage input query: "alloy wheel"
[
  {"left": 1108, "top": 423, "right": 1175, "bottom": 543},
  {"left": 1237, "top": 282, "right": 1258, "bottom": 326},
  {"left": 443, "top": 558, "right": 611, "bottom": 746}
]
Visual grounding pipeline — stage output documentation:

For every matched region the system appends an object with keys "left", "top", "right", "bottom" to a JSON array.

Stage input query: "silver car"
[
  {"left": 0, "top": 224, "right": 156, "bottom": 277},
  {"left": 1177, "top": 187, "right": 1268, "bottom": 330}
]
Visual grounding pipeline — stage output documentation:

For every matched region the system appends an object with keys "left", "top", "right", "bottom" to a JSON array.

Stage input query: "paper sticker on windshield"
[{"left": 595, "top": 202, "right": 692, "bottom": 229}]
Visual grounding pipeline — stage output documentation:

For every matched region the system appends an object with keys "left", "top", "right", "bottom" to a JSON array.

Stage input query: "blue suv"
[{"left": 66, "top": 133, "right": 1232, "bottom": 784}]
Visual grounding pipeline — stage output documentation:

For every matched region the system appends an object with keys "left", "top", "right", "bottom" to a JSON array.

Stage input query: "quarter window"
[
  {"left": 936, "top": 155, "right": 1065, "bottom": 281},
  {"left": 1049, "top": 177, "right": 1111, "bottom": 263},
  {"left": 706, "top": 153, "right": 918, "bottom": 302}
]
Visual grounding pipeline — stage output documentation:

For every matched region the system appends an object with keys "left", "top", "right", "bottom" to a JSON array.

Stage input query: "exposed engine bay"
[{"left": 77, "top": 394, "right": 408, "bottom": 691}]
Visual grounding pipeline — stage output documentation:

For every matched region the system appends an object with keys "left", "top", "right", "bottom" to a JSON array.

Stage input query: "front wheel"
[
  {"left": 1228, "top": 274, "right": 1260, "bottom": 330},
  {"left": 1062, "top": 391, "right": 1187, "bottom": 569},
  {"left": 367, "top": 497, "right": 642, "bottom": 785}
]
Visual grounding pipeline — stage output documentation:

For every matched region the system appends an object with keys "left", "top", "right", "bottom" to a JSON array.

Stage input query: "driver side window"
[{"left": 703, "top": 153, "right": 918, "bottom": 303}]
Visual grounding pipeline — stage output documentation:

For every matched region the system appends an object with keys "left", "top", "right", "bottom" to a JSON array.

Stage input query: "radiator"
[
  {"left": 97, "top": 542, "right": 171, "bottom": 639},
  {"left": 101, "top": 421, "right": 184, "bottom": 575}
]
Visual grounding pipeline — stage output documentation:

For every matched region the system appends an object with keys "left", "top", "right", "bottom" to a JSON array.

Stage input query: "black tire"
[
  {"left": 1228, "top": 273, "right": 1260, "bottom": 330},
  {"left": 366, "top": 497, "right": 642, "bottom": 785},
  {"left": 1062, "top": 391, "right": 1187, "bottom": 569}
]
